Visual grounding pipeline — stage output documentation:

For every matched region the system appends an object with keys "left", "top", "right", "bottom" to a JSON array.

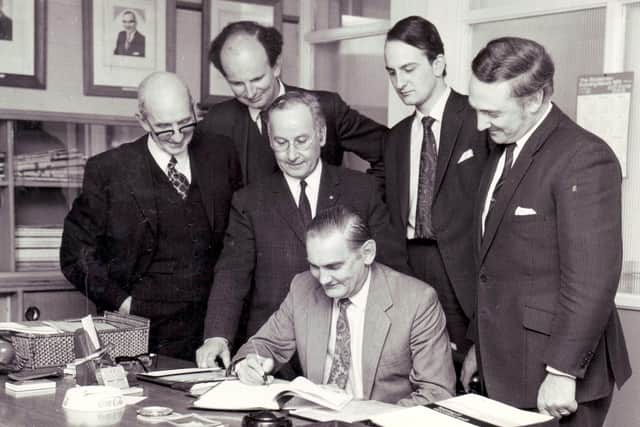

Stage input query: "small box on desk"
[{"left": 8, "top": 312, "right": 149, "bottom": 370}]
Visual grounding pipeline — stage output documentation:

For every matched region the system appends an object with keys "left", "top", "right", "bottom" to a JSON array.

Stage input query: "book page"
[
  {"left": 193, "top": 379, "right": 291, "bottom": 410},
  {"left": 290, "top": 399, "right": 401, "bottom": 423},
  {"left": 285, "top": 377, "right": 353, "bottom": 411},
  {"left": 371, "top": 406, "right": 473, "bottom": 427}
]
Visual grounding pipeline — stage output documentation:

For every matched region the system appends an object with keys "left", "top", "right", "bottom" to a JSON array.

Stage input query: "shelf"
[
  {"left": 0, "top": 270, "right": 69, "bottom": 290},
  {"left": 14, "top": 179, "right": 82, "bottom": 188}
]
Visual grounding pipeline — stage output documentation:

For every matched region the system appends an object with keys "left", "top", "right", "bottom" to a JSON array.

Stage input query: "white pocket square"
[
  {"left": 457, "top": 149, "right": 474, "bottom": 164},
  {"left": 515, "top": 206, "right": 537, "bottom": 216}
]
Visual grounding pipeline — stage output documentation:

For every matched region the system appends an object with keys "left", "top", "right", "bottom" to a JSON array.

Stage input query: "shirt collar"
[
  {"left": 513, "top": 102, "right": 553, "bottom": 149},
  {"left": 146, "top": 135, "right": 190, "bottom": 168},
  {"left": 345, "top": 267, "right": 371, "bottom": 310},
  {"left": 415, "top": 85, "right": 451, "bottom": 124},
  {"left": 283, "top": 159, "right": 323, "bottom": 193},
  {"left": 248, "top": 79, "right": 286, "bottom": 123}
]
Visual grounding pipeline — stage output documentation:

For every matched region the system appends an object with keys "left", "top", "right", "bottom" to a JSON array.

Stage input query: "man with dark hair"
[
  {"left": 61, "top": 72, "right": 241, "bottom": 359},
  {"left": 383, "top": 16, "right": 489, "bottom": 370},
  {"left": 194, "top": 20, "right": 386, "bottom": 186},
  {"left": 0, "top": 0, "right": 12, "bottom": 41},
  {"left": 461, "top": 37, "right": 631, "bottom": 425},
  {"left": 232, "top": 204, "right": 454, "bottom": 405},
  {"left": 196, "top": 91, "right": 408, "bottom": 371},
  {"left": 114, "top": 10, "right": 145, "bottom": 57}
]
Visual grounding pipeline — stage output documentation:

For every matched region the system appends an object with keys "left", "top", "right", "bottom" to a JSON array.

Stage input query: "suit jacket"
[
  {"left": 194, "top": 84, "right": 387, "bottom": 186},
  {"left": 204, "top": 164, "right": 409, "bottom": 345},
  {"left": 382, "top": 90, "right": 489, "bottom": 317},
  {"left": 0, "top": 14, "right": 11, "bottom": 40},
  {"left": 61, "top": 135, "right": 241, "bottom": 311},
  {"left": 473, "top": 104, "right": 631, "bottom": 408},
  {"left": 234, "top": 263, "right": 455, "bottom": 405},
  {"left": 114, "top": 30, "right": 145, "bottom": 57}
]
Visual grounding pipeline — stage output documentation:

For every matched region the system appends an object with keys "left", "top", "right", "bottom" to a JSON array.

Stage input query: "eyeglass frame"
[{"left": 142, "top": 106, "right": 198, "bottom": 142}]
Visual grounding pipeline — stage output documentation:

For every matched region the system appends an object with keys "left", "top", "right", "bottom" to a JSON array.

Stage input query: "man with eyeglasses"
[
  {"left": 61, "top": 72, "right": 242, "bottom": 359},
  {"left": 196, "top": 91, "right": 407, "bottom": 373}
]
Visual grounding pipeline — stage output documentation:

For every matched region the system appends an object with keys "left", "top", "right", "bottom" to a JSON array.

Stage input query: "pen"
[{"left": 251, "top": 340, "right": 268, "bottom": 385}]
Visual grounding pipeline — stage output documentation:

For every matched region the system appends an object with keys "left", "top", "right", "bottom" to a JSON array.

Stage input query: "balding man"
[{"left": 61, "top": 72, "right": 242, "bottom": 359}]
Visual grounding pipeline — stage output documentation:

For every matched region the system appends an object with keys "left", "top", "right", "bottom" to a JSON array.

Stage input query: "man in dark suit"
[
  {"left": 382, "top": 16, "right": 489, "bottom": 365},
  {"left": 460, "top": 37, "right": 631, "bottom": 425},
  {"left": 61, "top": 72, "right": 241, "bottom": 360},
  {"left": 194, "top": 21, "right": 386, "bottom": 186},
  {"left": 234, "top": 205, "right": 454, "bottom": 405},
  {"left": 196, "top": 91, "right": 408, "bottom": 369},
  {"left": 0, "top": 0, "right": 12, "bottom": 41},
  {"left": 113, "top": 10, "right": 145, "bottom": 57}
]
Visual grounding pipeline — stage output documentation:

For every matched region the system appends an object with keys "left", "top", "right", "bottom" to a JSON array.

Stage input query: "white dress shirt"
[
  {"left": 322, "top": 268, "right": 371, "bottom": 399},
  {"left": 407, "top": 86, "right": 451, "bottom": 239},
  {"left": 249, "top": 80, "right": 287, "bottom": 134},
  {"left": 283, "top": 161, "right": 323, "bottom": 218},
  {"left": 481, "top": 102, "right": 552, "bottom": 234},
  {"left": 146, "top": 136, "right": 192, "bottom": 183}
]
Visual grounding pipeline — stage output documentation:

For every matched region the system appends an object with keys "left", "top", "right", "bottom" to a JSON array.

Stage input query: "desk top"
[{"left": 0, "top": 357, "right": 312, "bottom": 427}]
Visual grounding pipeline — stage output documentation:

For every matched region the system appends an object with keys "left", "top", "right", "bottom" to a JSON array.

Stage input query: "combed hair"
[
  {"left": 265, "top": 91, "right": 326, "bottom": 138},
  {"left": 386, "top": 15, "right": 446, "bottom": 77},
  {"left": 122, "top": 10, "right": 137, "bottom": 23},
  {"left": 472, "top": 37, "right": 555, "bottom": 101},
  {"left": 209, "top": 21, "right": 283, "bottom": 76},
  {"left": 307, "top": 205, "right": 371, "bottom": 250}
]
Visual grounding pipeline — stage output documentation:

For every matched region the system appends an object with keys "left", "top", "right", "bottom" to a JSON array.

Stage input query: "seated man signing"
[{"left": 233, "top": 205, "right": 454, "bottom": 406}]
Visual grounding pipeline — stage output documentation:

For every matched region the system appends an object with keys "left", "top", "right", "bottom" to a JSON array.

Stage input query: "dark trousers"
[
  {"left": 132, "top": 299, "right": 207, "bottom": 361},
  {"left": 407, "top": 239, "right": 472, "bottom": 363}
]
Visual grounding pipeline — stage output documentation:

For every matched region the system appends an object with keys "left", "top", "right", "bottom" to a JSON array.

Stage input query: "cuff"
[{"left": 546, "top": 366, "right": 576, "bottom": 379}]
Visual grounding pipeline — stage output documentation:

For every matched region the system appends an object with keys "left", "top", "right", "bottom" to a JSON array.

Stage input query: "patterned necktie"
[
  {"left": 415, "top": 116, "right": 437, "bottom": 239},
  {"left": 327, "top": 298, "right": 352, "bottom": 389},
  {"left": 167, "top": 156, "right": 189, "bottom": 200},
  {"left": 299, "top": 180, "right": 312, "bottom": 228},
  {"left": 484, "top": 143, "right": 516, "bottom": 231}
]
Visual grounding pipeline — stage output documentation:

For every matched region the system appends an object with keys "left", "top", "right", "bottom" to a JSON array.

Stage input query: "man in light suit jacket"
[
  {"left": 460, "top": 37, "right": 631, "bottom": 426},
  {"left": 193, "top": 21, "right": 386, "bottom": 186},
  {"left": 234, "top": 205, "right": 454, "bottom": 405},
  {"left": 382, "top": 16, "right": 489, "bottom": 366},
  {"left": 113, "top": 10, "right": 145, "bottom": 57},
  {"left": 196, "top": 91, "right": 408, "bottom": 371},
  {"left": 61, "top": 72, "right": 241, "bottom": 359}
]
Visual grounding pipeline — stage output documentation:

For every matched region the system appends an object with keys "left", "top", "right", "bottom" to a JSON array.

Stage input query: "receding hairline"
[{"left": 137, "top": 73, "right": 192, "bottom": 114}]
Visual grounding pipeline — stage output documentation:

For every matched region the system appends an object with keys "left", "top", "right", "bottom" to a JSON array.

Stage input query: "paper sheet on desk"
[
  {"left": 371, "top": 406, "right": 472, "bottom": 427},
  {"left": 289, "top": 399, "right": 402, "bottom": 423}
]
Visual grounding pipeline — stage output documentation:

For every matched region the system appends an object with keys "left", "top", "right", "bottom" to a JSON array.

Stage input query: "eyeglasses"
[
  {"left": 270, "top": 138, "right": 315, "bottom": 152},
  {"left": 144, "top": 108, "right": 198, "bottom": 142}
]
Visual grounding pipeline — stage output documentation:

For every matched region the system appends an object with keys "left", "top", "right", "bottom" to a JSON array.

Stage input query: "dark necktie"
[
  {"left": 415, "top": 116, "right": 437, "bottom": 239},
  {"left": 259, "top": 111, "right": 269, "bottom": 142},
  {"left": 167, "top": 156, "right": 190, "bottom": 200},
  {"left": 299, "top": 180, "right": 312, "bottom": 228},
  {"left": 327, "top": 298, "right": 351, "bottom": 389},
  {"left": 484, "top": 143, "right": 516, "bottom": 230}
]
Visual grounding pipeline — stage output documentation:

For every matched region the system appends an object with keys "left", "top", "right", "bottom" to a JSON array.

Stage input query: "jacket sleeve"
[
  {"left": 60, "top": 157, "right": 129, "bottom": 310},
  {"left": 331, "top": 92, "right": 387, "bottom": 181},
  {"left": 203, "top": 191, "right": 256, "bottom": 344},
  {"left": 397, "top": 286, "right": 455, "bottom": 406}
]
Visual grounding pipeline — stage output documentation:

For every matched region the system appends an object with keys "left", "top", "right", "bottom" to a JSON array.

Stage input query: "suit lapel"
[
  {"left": 306, "top": 285, "right": 333, "bottom": 384},
  {"left": 189, "top": 143, "right": 215, "bottom": 228},
  {"left": 125, "top": 136, "right": 158, "bottom": 237},
  {"left": 479, "top": 105, "right": 562, "bottom": 263},
  {"left": 361, "top": 264, "right": 392, "bottom": 399},
  {"left": 434, "top": 91, "right": 464, "bottom": 197},
  {"left": 316, "top": 164, "right": 342, "bottom": 213},
  {"left": 395, "top": 118, "right": 413, "bottom": 231},
  {"left": 272, "top": 172, "right": 308, "bottom": 243},
  {"left": 476, "top": 148, "right": 501, "bottom": 256},
  {"left": 231, "top": 103, "right": 252, "bottom": 185}
]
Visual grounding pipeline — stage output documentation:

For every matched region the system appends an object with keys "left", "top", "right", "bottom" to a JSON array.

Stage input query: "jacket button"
[{"left": 479, "top": 274, "right": 488, "bottom": 283}]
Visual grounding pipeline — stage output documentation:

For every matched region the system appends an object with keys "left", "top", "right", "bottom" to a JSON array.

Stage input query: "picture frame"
[
  {"left": 0, "top": 0, "right": 46, "bottom": 89},
  {"left": 201, "top": 0, "right": 282, "bottom": 107},
  {"left": 82, "top": 0, "right": 177, "bottom": 98}
]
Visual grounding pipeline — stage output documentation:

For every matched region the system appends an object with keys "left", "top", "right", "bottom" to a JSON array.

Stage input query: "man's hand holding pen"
[{"left": 236, "top": 342, "right": 275, "bottom": 385}]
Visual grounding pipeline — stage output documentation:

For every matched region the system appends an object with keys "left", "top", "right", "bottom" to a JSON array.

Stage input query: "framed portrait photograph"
[
  {"left": 83, "top": 0, "right": 176, "bottom": 98},
  {"left": 0, "top": 0, "right": 46, "bottom": 89},
  {"left": 201, "top": 0, "right": 282, "bottom": 107}
]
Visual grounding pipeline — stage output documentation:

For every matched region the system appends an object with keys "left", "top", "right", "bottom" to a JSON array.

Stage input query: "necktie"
[
  {"left": 259, "top": 111, "right": 270, "bottom": 141},
  {"left": 327, "top": 298, "right": 351, "bottom": 389},
  {"left": 415, "top": 116, "right": 437, "bottom": 239},
  {"left": 167, "top": 156, "right": 190, "bottom": 200},
  {"left": 299, "top": 180, "right": 312, "bottom": 228},
  {"left": 484, "top": 143, "right": 516, "bottom": 230}
]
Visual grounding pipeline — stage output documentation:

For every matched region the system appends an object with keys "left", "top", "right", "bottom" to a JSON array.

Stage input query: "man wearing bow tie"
[{"left": 61, "top": 72, "right": 241, "bottom": 359}]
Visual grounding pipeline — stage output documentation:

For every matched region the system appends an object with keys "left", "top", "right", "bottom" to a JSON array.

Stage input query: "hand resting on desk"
[
  {"left": 196, "top": 337, "right": 231, "bottom": 368},
  {"left": 236, "top": 353, "right": 275, "bottom": 385}
]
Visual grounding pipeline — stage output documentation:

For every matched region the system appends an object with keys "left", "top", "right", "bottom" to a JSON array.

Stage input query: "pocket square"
[
  {"left": 515, "top": 206, "right": 537, "bottom": 216},
  {"left": 457, "top": 149, "right": 474, "bottom": 164}
]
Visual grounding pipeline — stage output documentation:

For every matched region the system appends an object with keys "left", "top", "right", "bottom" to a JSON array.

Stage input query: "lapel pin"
[{"left": 329, "top": 195, "right": 334, "bottom": 200}]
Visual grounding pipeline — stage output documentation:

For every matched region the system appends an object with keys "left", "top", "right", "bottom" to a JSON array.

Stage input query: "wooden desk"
[{"left": 0, "top": 357, "right": 312, "bottom": 427}]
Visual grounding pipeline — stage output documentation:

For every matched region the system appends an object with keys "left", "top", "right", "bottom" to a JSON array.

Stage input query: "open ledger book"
[{"left": 193, "top": 376, "right": 353, "bottom": 411}]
